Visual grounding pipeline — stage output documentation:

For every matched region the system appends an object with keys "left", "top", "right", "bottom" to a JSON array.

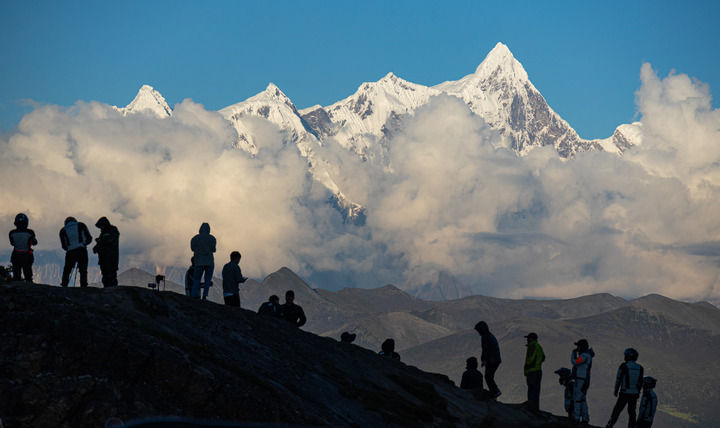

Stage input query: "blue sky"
[{"left": 1, "top": 1, "right": 718, "bottom": 138}]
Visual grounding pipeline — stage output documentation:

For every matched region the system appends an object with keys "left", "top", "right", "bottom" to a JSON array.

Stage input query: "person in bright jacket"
[
  {"left": 59, "top": 217, "right": 92, "bottom": 287},
  {"left": 8, "top": 213, "right": 37, "bottom": 282},
  {"left": 190, "top": 222, "right": 216, "bottom": 300},
  {"left": 606, "top": 348, "right": 644, "bottom": 428},
  {"left": 571, "top": 339, "right": 594, "bottom": 423},
  {"left": 524, "top": 332, "right": 545, "bottom": 411},
  {"left": 637, "top": 377, "right": 657, "bottom": 428},
  {"left": 474, "top": 321, "right": 502, "bottom": 398},
  {"left": 93, "top": 217, "right": 119, "bottom": 288},
  {"left": 221, "top": 251, "right": 247, "bottom": 307}
]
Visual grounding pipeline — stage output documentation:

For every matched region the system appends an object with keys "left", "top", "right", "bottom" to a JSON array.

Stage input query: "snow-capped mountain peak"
[
  {"left": 474, "top": 42, "right": 528, "bottom": 82},
  {"left": 116, "top": 85, "right": 172, "bottom": 118}
]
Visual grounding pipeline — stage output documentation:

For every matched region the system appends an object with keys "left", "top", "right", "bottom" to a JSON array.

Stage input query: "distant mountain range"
[
  {"left": 114, "top": 42, "right": 643, "bottom": 223},
  {"left": 102, "top": 266, "right": 720, "bottom": 427}
]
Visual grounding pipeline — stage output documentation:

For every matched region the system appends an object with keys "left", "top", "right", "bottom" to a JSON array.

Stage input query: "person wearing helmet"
[
  {"left": 571, "top": 338, "right": 594, "bottom": 424},
  {"left": 8, "top": 213, "right": 38, "bottom": 282},
  {"left": 606, "top": 348, "right": 644, "bottom": 428},
  {"left": 554, "top": 367, "right": 575, "bottom": 419},
  {"left": 59, "top": 217, "right": 92, "bottom": 287},
  {"left": 637, "top": 377, "right": 657, "bottom": 428}
]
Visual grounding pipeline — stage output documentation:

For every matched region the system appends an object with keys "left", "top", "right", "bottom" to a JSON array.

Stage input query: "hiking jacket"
[
  {"left": 281, "top": 302, "right": 306, "bottom": 327},
  {"left": 221, "top": 261, "right": 246, "bottom": 295},
  {"left": 524, "top": 339, "right": 545, "bottom": 375},
  {"left": 190, "top": 223, "right": 216, "bottom": 266},
  {"left": 60, "top": 220, "right": 92, "bottom": 251},
  {"left": 93, "top": 217, "right": 119, "bottom": 268},
  {"left": 9, "top": 228, "right": 37, "bottom": 252},
  {"left": 480, "top": 332, "right": 502, "bottom": 365},
  {"left": 571, "top": 348, "right": 594, "bottom": 380},
  {"left": 258, "top": 301, "right": 283, "bottom": 318},
  {"left": 614, "top": 361, "right": 644, "bottom": 395},
  {"left": 460, "top": 369, "right": 484, "bottom": 390},
  {"left": 638, "top": 389, "right": 658, "bottom": 422}
]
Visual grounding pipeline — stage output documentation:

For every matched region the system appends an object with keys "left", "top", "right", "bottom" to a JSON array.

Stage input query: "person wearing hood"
[
  {"left": 92, "top": 217, "right": 120, "bottom": 288},
  {"left": 190, "top": 222, "right": 216, "bottom": 300},
  {"left": 571, "top": 338, "right": 595, "bottom": 424},
  {"left": 474, "top": 321, "right": 502, "bottom": 398},
  {"left": 59, "top": 217, "right": 92, "bottom": 287},
  {"left": 524, "top": 332, "right": 545, "bottom": 411},
  {"left": 8, "top": 213, "right": 37, "bottom": 282}
]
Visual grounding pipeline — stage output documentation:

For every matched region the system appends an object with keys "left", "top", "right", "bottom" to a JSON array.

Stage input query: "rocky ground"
[{"left": 0, "top": 282, "right": 595, "bottom": 427}]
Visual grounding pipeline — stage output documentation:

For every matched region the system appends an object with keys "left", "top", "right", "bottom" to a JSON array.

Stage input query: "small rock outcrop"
[{"left": 0, "top": 283, "right": 590, "bottom": 427}]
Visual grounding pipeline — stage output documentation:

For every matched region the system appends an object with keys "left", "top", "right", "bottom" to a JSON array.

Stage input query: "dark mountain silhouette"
[{"left": 0, "top": 282, "right": 588, "bottom": 427}]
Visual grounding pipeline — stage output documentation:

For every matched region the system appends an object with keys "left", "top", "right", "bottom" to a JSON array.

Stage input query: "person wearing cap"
[
  {"left": 8, "top": 213, "right": 37, "bottom": 282},
  {"left": 606, "top": 348, "right": 644, "bottom": 428},
  {"left": 258, "top": 295, "right": 283, "bottom": 318},
  {"left": 474, "top": 321, "right": 502, "bottom": 398},
  {"left": 461, "top": 356, "right": 484, "bottom": 391},
  {"left": 524, "top": 332, "right": 545, "bottom": 411},
  {"left": 340, "top": 332, "right": 356, "bottom": 343},
  {"left": 59, "top": 217, "right": 92, "bottom": 287},
  {"left": 571, "top": 338, "right": 595, "bottom": 424}
]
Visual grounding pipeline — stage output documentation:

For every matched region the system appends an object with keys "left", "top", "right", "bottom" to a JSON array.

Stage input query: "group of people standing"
[
  {"left": 462, "top": 321, "right": 658, "bottom": 427},
  {"left": 8, "top": 213, "right": 119, "bottom": 287}
]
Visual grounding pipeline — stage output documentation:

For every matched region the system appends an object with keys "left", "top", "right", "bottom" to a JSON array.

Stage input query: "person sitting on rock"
[
  {"left": 281, "top": 290, "right": 306, "bottom": 327},
  {"left": 340, "top": 331, "right": 356, "bottom": 343},
  {"left": 258, "top": 294, "right": 283, "bottom": 318},
  {"left": 460, "top": 356, "right": 484, "bottom": 391},
  {"left": 379, "top": 338, "right": 400, "bottom": 360}
]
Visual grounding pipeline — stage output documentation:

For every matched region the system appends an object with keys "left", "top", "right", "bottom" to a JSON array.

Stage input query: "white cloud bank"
[{"left": 1, "top": 63, "right": 719, "bottom": 302}]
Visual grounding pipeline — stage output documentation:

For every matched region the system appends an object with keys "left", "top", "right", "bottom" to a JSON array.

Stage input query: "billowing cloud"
[{"left": 1, "top": 64, "right": 719, "bottom": 302}]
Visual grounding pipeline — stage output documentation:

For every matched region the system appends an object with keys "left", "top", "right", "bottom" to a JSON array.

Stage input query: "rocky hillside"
[{"left": 0, "top": 282, "right": 589, "bottom": 428}]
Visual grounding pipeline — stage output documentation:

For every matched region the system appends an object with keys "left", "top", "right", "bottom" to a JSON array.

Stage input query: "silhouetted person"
[
  {"left": 190, "top": 222, "right": 216, "bottom": 300},
  {"left": 637, "top": 377, "right": 657, "bottom": 428},
  {"left": 184, "top": 257, "right": 195, "bottom": 297},
  {"left": 222, "top": 251, "right": 247, "bottom": 307},
  {"left": 474, "top": 321, "right": 502, "bottom": 398},
  {"left": 555, "top": 367, "right": 575, "bottom": 419},
  {"left": 524, "top": 332, "right": 545, "bottom": 411},
  {"left": 379, "top": 338, "right": 400, "bottom": 360},
  {"left": 60, "top": 217, "right": 92, "bottom": 287},
  {"left": 606, "top": 348, "right": 644, "bottom": 428},
  {"left": 92, "top": 217, "right": 119, "bottom": 288},
  {"left": 571, "top": 338, "right": 594, "bottom": 424},
  {"left": 340, "top": 331, "right": 356, "bottom": 343},
  {"left": 460, "top": 356, "right": 484, "bottom": 390},
  {"left": 8, "top": 213, "right": 37, "bottom": 282},
  {"left": 281, "top": 290, "right": 306, "bottom": 327},
  {"left": 258, "top": 295, "right": 283, "bottom": 317}
]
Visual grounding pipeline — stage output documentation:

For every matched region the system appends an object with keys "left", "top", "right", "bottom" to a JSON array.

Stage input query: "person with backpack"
[
  {"left": 606, "top": 348, "right": 644, "bottom": 428},
  {"left": 8, "top": 213, "right": 37, "bottom": 282},
  {"left": 554, "top": 368, "right": 575, "bottom": 419},
  {"left": 184, "top": 257, "right": 195, "bottom": 297},
  {"left": 221, "top": 251, "right": 247, "bottom": 307},
  {"left": 59, "top": 217, "right": 92, "bottom": 287},
  {"left": 92, "top": 217, "right": 119, "bottom": 288},
  {"left": 524, "top": 332, "right": 545, "bottom": 411},
  {"left": 571, "top": 338, "right": 594, "bottom": 424},
  {"left": 460, "top": 356, "right": 484, "bottom": 391},
  {"left": 474, "top": 321, "right": 502, "bottom": 398},
  {"left": 378, "top": 338, "right": 400, "bottom": 360},
  {"left": 637, "top": 377, "right": 658, "bottom": 428},
  {"left": 258, "top": 295, "right": 283, "bottom": 318},
  {"left": 190, "top": 222, "right": 216, "bottom": 300}
]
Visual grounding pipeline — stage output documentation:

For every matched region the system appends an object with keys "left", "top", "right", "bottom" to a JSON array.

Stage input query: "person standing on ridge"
[
  {"left": 221, "top": 251, "right": 247, "bottom": 307},
  {"left": 281, "top": 290, "right": 306, "bottom": 327},
  {"left": 258, "top": 295, "right": 283, "bottom": 318},
  {"left": 460, "top": 356, "right": 484, "bottom": 391},
  {"left": 571, "top": 338, "right": 594, "bottom": 424},
  {"left": 637, "top": 377, "right": 658, "bottom": 428},
  {"left": 554, "top": 367, "right": 575, "bottom": 419},
  {"left": 190, "top": 222, "right": 216, "bottom": 300},
  {"left": 59, "top": 217, "right": 92, "bottom": 287},
  {"left": 606, "top": 348, "right": 644, "bottom": 428},
  {"left": 524, "top": 332, "right": 545, "bottom": 411},
  {"left": 8, "top": 213, "right": 37, "bottom": 282},
  {"left": 93, "top": 217, "right": 119, "bottom": 288},
  {"left": 474, "top": 321, "right": 502, "bottom": 398},
  {"left": 184, "top": 257, "right": 195, "bottom": 297}
]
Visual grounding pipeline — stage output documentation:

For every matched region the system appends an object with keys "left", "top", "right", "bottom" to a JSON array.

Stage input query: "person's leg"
[
  {"left": 627, "top": 394, "right": 638, "bottom": 428},
  {"left": 202, "top": 263, "right": 214, "bottom": 299},
  {"left": 526, "top": 371, "right": 541, "bottom": 410},
  {"left": 573, "top": 379, "right": 585, "bottom": 422},
  {"left": 224, "top": 294, "right": 240, "bottom": 307},
  {"left": 608, "top": 394, "right": 628, "bottom": 426},
  {"left": 485, "top": 363, "right": 499, "bottom": 395},
  {"left": 61, "top": 251, "right": 74, "bottom": 286},
  {"left": 108, "top": 267, "right": 118, "bottom": 287},
  {"left": 78, "top": 248, "right": 88, "bottom": 287},
  {"left": 23, "top": 252, "right": 34, "bottom": 282},
  {"left": 192, "top": 265, "right": 204, "bottom": 298}
]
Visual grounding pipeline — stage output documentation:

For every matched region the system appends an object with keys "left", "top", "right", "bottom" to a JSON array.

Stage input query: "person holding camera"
[
  {"left": 93, "top": 216, "right": 119, "bottom": 288},
  {"left": 571, "top": 338, "right": 595, "bottom": 424},
  {"left": 221, "top": 251, "right": 247, "bottom": 307},
  {"left": 59, "top": 217, "right": 92, "bottom": 287}
]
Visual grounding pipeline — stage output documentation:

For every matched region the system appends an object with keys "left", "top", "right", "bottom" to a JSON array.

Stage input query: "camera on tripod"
[{"left": 147, "top": 274, "right": 165, "bottom": 291}]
